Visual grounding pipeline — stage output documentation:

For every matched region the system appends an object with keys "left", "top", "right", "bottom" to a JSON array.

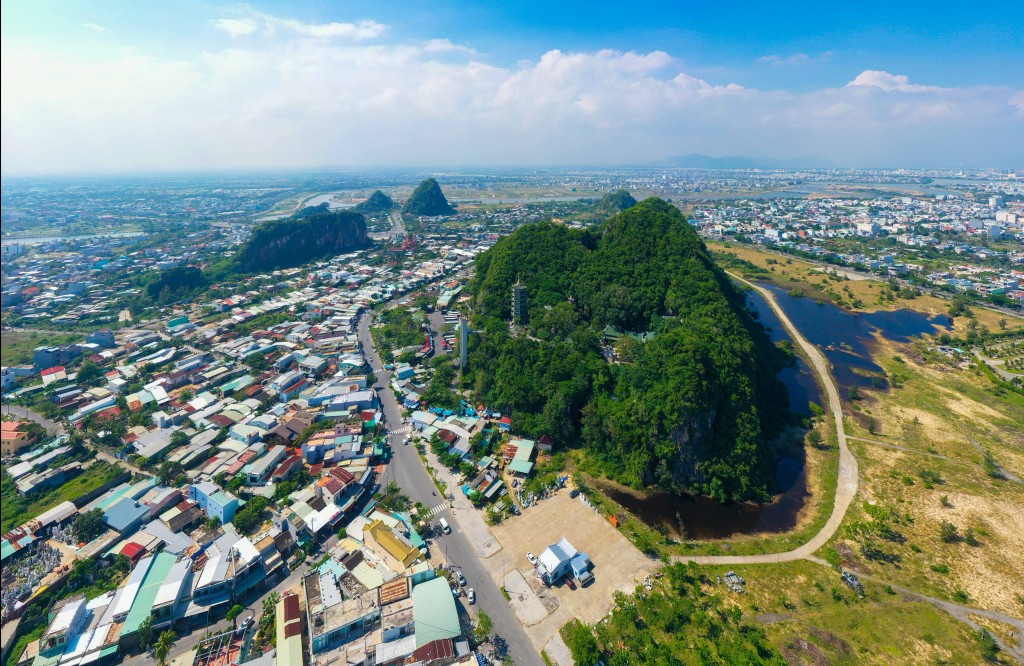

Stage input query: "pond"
[
  {"left": 761, "top": 283, "right": 952, "bottom": 394},
  {"left": 600, "top": 284, "right": 952, "bottom": 540}
]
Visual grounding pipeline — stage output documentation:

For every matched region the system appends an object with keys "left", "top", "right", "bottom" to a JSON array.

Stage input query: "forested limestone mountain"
[
  {"left": 403, "top": 177, "right": 456, "bottom": 216},
  {"left": 230, "top": 208, "right": 370, "bottom": 273},
  {"left": 354, "top": 190, "right": 395, "bottom": 214},
  {"left": 597, "top": 189, "right": 638, "bottom": 212},
  {"left": 466, "top": 198, "right": 790, "bottom": 502}
]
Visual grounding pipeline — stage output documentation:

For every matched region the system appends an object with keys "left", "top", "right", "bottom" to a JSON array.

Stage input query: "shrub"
[
  {"left": 939, "top": 521, "right": 960, "bottom": 543},
  {"left": 964, "top": 528, "right": 980, "bottom": 547},
  {"left": 978, "top": 629, "right": 1000, "bottom": 662}
]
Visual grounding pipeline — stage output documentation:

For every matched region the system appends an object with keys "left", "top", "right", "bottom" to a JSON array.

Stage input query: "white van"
[{"left": 439, "top": 518, "right": 451, "bottom": 534}]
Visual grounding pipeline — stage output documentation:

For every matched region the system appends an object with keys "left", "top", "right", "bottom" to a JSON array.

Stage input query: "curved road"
[{"left": 680, "top": 272, "right": 858, "bottom": 565}]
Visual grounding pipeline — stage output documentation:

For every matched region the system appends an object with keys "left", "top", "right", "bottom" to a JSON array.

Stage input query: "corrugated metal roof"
[{"left": 412, "top": 577, "right": 460, "bottom": 648}]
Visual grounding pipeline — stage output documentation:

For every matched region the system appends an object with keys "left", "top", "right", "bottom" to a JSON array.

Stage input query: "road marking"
[
  {"left": 388, "top": 426, "right": 411, "bottom": 436},
  {"left": 424, "top": 503, "right": 448, "bottom": 518}
]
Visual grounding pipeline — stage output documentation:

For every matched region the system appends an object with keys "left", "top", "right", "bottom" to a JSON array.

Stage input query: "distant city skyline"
[{"left": 1, "top": 0, "right": 1022, "bottom": 174}]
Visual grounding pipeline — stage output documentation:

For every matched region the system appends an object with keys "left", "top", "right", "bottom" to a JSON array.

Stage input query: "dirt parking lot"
[{"left": 483, "top": 491, "right": 660, "bottom": 657}]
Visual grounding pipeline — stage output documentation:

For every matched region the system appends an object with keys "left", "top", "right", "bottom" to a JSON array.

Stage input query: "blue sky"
[{"left": 2, "top": 0, "right": 1022, "bottom": 172}]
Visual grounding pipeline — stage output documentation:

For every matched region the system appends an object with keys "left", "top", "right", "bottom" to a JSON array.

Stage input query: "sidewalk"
[{"left": 417, "top": 439, "right": 502, "bottom": 558}]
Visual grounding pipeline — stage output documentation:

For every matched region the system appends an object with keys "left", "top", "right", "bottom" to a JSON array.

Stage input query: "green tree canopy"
[
  {"left": 71, "top": 509, "right": 106, "bottom": 543},
  {"left": 466, "top": 198, "right": 791, "bottom": 501}
]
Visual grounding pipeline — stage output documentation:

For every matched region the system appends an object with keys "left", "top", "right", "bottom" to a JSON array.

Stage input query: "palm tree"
[{"left": 154, "top": 630, "right": 177, "bottom": 666}]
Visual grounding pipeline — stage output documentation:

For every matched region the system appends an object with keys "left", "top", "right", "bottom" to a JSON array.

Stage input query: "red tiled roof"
[
  {"left": 330, "top": 467, "right": 355, "bottom": 484},
  {"left": 121, "top": 542, "right": 146, "bottom": 559}
]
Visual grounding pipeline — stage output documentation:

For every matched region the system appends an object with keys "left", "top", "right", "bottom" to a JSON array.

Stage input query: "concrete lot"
[{"left": 482, "top": 491, "right": 660, "bottom": 656}]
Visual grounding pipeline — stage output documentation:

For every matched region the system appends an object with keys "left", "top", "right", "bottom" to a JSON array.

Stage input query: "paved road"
[
  {"left": 358, "top": 313, "right": 540, "bottom": 665},
  {"left": 1, "top": 404, "right": 65, "bottom": 435},
  {"left": 388, "top": 209, "right": 406, "bottom": 241},
  {"left": 680, "top": 272, "right": 858, "bottom": 565}
]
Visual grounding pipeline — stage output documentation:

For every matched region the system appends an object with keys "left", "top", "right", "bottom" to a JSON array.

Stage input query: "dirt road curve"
[{"left": 678, "top": 272, "right": 858, "bottom": 565}]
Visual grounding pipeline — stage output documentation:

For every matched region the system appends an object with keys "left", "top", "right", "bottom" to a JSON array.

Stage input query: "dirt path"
[
  {"left": 846, "top": 435, "right": 955, "bottom": 461},
  {"left": 965, "top": 433, "right": 1023, "bottom": 484},
  {"left": 806, "top": 556, "right": 1024, "bottom": 663},
  {"left": 678, "top": 272, "right": 858, "bottom": 566}
]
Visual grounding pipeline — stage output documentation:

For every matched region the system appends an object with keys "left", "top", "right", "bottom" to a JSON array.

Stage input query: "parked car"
[
  {"left": 526, "top": 552, "right": 538, "bottom": 567},
  {"left": 451, "top": 585, "right": 460, "bottom": 597},
  {"left": 569, "top": 489, "right": 580, "bottom": 499},
  {"left": 467, "top": 588, "right": 476, "bottom": 604},
  {"left": 456, "top": 570, "right": 466, "bottom": 586}
]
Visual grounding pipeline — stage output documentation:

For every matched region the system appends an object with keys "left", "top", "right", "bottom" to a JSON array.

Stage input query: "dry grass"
[
  {"left": 704, "top": 560, "right": 989, "bottom": 665},
  {"left": 827, "top": 336, "right": 1024, "bottom": 616}
]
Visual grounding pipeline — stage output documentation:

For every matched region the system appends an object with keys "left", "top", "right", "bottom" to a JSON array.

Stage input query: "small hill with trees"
[
  {"left": 597, "top": 189, "right": 638, "bottom": 212},
  {"left": 403, "top": 178, "right": 456, "bottom": 216},
  {"left": 354, "top": 190, "right": 395, "bottom": 214},
  {"left": 228, "top": 208, "right": 370, "bottom": 273},
  {"left": 143, "top": 266, "right": 208, "bottom": 305}
]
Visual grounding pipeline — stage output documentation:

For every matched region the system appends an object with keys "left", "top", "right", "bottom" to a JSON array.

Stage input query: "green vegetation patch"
[
  {"left": 563, "top": 562, "right": 784, "bottom": 665},
  {"left": 467, "top": 198, "right": 791, "bottom": 502},
  {"left": 1, "top": 461, "right": 124, "bottom": 533},
  {"left": 218, "top": 206, "right": 370, "bottom": 274},
  {"left": 403, "top": 178, "right": 455, "bottom": 217},
  {"left": 1, "top": 331, "right": 81, "bottom": 366}
]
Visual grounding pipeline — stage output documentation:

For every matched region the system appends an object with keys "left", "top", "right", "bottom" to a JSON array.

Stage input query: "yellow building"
[{"left": 364, "top": 519, "right": 421, "bottom": 570}]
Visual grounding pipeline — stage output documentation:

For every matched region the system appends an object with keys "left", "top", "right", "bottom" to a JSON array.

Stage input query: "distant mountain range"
[{"left": 662, "top": 153, "right": 834, "bottom": 169}]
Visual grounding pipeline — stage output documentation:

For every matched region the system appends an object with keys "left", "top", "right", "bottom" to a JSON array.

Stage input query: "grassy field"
[
  {"left": 709, "top": 241, "right": 1024, "bottom": 335},
  {"left": 702, "top": 560, "right": 995, "bottom": 665},
  {"left": 817, "top": 336, "right": 1024, "bottom": 618},
  {"left": 1, "top": 461, "right": 125, "bottom": 532},
  {"left": 0, "top": 330, "right": 82, "bottom": 366}
]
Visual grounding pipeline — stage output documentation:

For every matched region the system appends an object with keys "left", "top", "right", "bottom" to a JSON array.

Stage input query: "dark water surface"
[{"left": 603, "top": 285, "right": 952, "bottom": 539}]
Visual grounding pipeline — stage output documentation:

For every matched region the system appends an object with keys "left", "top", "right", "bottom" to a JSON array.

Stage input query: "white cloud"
[
  {"left": 212, "top": 18, "right": 258, "bottom": 37},
  {"left": 1, "top": 33, "right": 1021, "bottom": 173},
  {"left": 759, "top": 52, "right": 810, "bottom": 66},
  {"left": 212, "top": 10, "right": 385, "bottom": 41},
  {"left": 758, "top": 51, "right": 832, "bottom": 66},
  {"left": 82, "top": 22, "right": 110, "bottom": 35},
  {"left": 847, "top": 70, "right": 942, "bottom": 93}
]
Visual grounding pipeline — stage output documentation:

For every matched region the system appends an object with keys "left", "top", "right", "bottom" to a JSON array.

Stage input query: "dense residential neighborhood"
[{"left": 692, "top": 193, "right": 1024, "bottom": 306}]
